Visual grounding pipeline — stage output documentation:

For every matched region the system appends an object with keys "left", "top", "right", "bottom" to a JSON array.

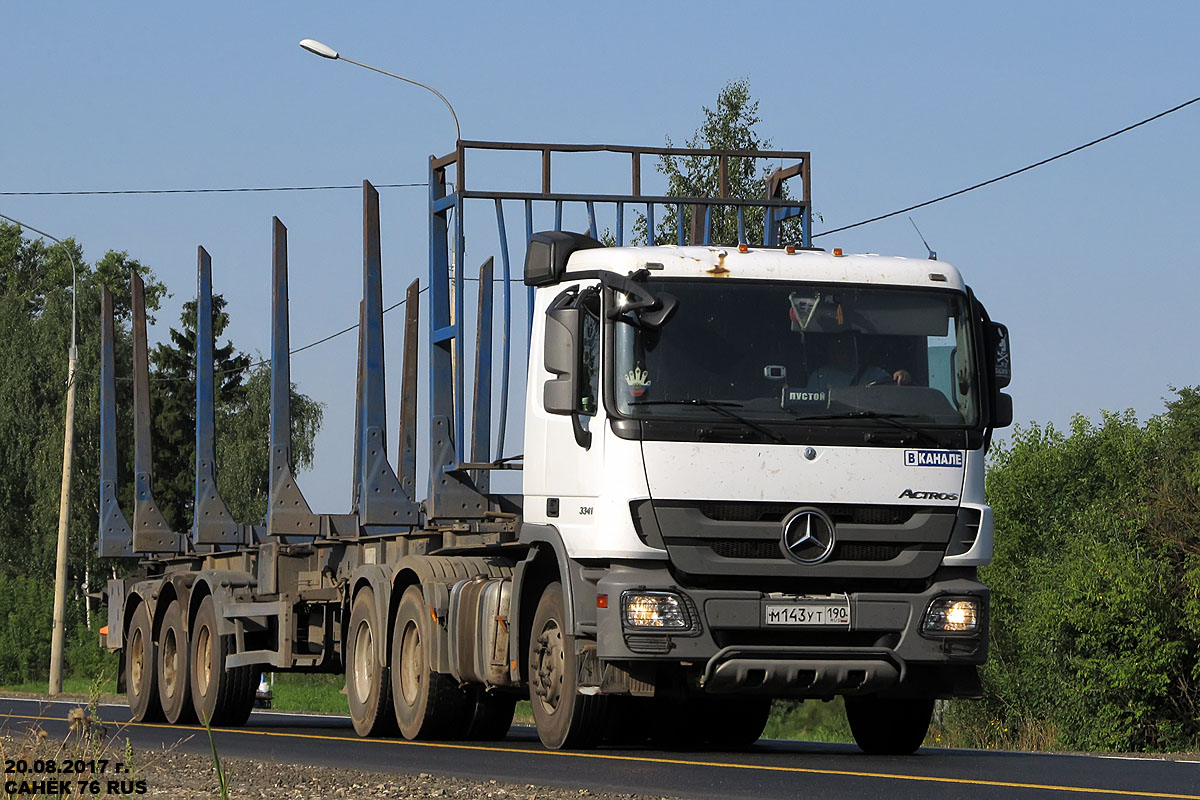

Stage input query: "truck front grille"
[
  {"left": 652, "top": 500, "right": 956, "bottom": 580},
  {"left": 696, "top": 501, "right": 917, "bottom": 526}
]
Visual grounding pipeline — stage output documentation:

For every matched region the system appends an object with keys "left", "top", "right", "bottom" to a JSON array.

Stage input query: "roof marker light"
[
  {"left": 738, "top": 243, "right": 749, "bottom": 253},
  {"left": 833, "top": 248, "right": 844, "bottom": 257},
  {"left": 785, "top": 245, "right": 796, "bottom": 255},
  {"left": 929, "top": 273, "right": 948, "bottom": 282}
]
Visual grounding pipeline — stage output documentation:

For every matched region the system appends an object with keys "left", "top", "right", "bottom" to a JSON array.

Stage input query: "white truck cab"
[{"left": 519, "top": 234, "right": 1011, "bottom": 751}]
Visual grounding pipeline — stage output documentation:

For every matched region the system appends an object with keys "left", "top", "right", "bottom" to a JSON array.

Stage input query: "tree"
[
  {"left": 0, "top": 222, "right": 164, "bottom": 684},
  {"left": 0, "top": 222, "right": 164, "bottom": 582},
  {"left": 642, "top": 79, "right": 806, "bottom": 247},
  {"left": 146, "top": 296, "right": 325, "bottom": 531}
]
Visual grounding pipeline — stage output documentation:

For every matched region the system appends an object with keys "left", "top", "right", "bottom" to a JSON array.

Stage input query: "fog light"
[
  {"left": 923, "top": 597, "right": 980, "bottom": 635},
  {"left": 622, "top": 591, "right": 689, "bottom": 629}
]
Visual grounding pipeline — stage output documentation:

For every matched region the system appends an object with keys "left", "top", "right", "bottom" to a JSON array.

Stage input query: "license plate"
[{"left": 763, "top": 596, "right": 850, "bottom": 627}]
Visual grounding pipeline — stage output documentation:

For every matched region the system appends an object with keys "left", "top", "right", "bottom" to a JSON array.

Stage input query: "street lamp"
[
  {"left": 300, "top": 37, "right": 465, "bottom": 381},
  {"left": 299, "top": 38, "right": 461, "bottom": 143},
  {"left": 0, "top": 211, "right": 80, "bottom": 697}
]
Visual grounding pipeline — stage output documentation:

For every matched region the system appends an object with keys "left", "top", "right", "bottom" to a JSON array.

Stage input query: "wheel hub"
[
  {"left": 352, "top": 620, "right": 374, "bottom": 705},
  {"left": 532, "top": 624, "right": 565, "bottom": 712}
]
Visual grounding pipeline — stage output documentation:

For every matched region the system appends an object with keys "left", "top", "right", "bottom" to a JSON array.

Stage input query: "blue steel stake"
[
  {"left": 356, "top": 181, "right": 415, "bottom": 526},
  {"left": 194, "top": 246, "right": 241, "bottom": 545},
  {"left": 267, "top": 217, "right": 317, "bottom": 536},
  {"left": 97, "top": 287, "right": 133, "bottom": 558}
]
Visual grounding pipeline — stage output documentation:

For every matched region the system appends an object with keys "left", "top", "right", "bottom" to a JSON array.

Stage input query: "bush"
[
  {"left": 973, "top": 390, "right": 1200, "bottom": 752},
  {"left": 0, "top": 572, "right": 113, "bottom": 687},
  {"left": 0, "top": 574, "right": 54, "bottom": 684}
]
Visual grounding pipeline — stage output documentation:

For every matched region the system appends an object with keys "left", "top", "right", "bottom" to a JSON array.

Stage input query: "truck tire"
[
  {"left": 528, "top": 581, "right": 608, "bottom": 750},
  {"left": 189, "top": 595, "right": 255, "bottom": 727},
  {"left": 391, "top": 585, "right": 467, "bottom": 740},
  {"left": 346, "top": 587, "right": 395, "bottom": 737},
  {"left": 461, "top": 688, "right": 516, "bottom": 741},
  {"left": 845, "top": 695, "right": 934, "bottom": 755},
  {"left": 156, "top": 599, "right": 195, "bottom": 724},
  {"left": 126, "top": 603, "right": 163, "bottom": 722}
]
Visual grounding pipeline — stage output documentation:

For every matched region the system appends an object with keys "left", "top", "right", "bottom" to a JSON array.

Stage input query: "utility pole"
[{"left": 49, "top": 340, "right": 78, "bottom": 694}]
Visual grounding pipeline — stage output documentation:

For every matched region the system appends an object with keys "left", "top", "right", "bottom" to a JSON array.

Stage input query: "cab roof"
[{"left": 563, "top": 244, "right": 966, "bottom": 292}]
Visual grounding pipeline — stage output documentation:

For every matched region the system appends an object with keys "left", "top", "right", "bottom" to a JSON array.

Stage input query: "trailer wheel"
[
  {"left": 391, "top": 585, "right": 467, "bottom": 740},
  {"left": 189, "top": 595, "right": 255, "bottom": 726},
  {"left": 346, "top": 588, "right": 395, "bottom": 737},
  {"left": 845, "top": 695, "right": 934, "bottom": 755},
  {"left": 528, "top": 581, "right": 607, "bottom": 749},
  {"left": 126, "top": 603, "right": 163, "bottom": 722},
  {"left": 156, "top": 599, "right": 195, "bottom": 724},
  {"left": 461, "top": 688, "right": 516, "bottom": 741}
]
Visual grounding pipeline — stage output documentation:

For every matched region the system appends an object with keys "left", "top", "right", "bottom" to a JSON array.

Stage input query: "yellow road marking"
[{"left": 3, "top": 711, "right": 1197, "bottom": 799}]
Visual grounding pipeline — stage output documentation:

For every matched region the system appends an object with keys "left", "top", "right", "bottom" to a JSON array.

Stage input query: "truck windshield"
[{"left": 612, "top": 280, "right": 979, "bottom": 427}]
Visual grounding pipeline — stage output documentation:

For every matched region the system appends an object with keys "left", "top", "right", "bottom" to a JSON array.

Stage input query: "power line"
[
  {"left": 815, "top": 94, "right": 1200, "bottom": 238},
  {"left": 0, "top": 183, "right": 425, "bottom": 197}
]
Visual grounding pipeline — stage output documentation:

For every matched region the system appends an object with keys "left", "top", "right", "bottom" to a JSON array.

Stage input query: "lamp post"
[
  {"left": 0, "top": 211, "right": 80, "bottom": 696},
  {"left": 300, "top": 38, "right": 464, "bottom": 386},
  {"left": 298, "top": 39, "right": 461, "bottom": 143}
]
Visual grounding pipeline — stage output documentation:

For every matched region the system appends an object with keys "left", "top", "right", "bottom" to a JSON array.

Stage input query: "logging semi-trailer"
[{"left": 98, "top": 141, "right": 1012, "bottom": 753}]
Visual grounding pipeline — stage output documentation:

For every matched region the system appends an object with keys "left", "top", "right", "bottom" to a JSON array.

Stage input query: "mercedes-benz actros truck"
[{"left": 98, "top": 142, "right": 1011, "bottom": 754}]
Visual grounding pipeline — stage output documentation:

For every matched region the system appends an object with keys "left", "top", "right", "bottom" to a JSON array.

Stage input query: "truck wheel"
[
  {"left": 391, "top": 585, "right": 467, "bottom": 740},
  {"left": 126, "top": 603, "right": 163, "bottom": 722},
  {"left": 189, "top": 595, "right": 255, "bottom": 727},
  {"left": 346, "top": 587, "right": 395, "bottom": 737},
  {"left": 461, "top": 688, "right": 516, "bottom": 741},
  {"left": 528, "top": 581, "right": 607, "bottom": 749},
  {"left": 156, "top": 600, "right": 195, "bottom": 724},
  {"left": 845, "top": 695, "right": 934, "bottom": 755}
]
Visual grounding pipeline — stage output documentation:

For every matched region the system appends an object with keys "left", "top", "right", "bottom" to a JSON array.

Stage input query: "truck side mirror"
[
  {"left": 986, "top": 321, "right": 1013, "bottom": 428},
  {"left": 544, "top": 306, "right": 581, "bottom": 416},
  {"left": 986, "top": 322, "right": 1010, "bottom": 389}
]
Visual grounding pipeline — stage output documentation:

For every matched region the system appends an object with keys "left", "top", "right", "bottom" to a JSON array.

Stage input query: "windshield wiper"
[
  {"left": 789, "top": 410, "right": 942, "bottom": 446},
  {"left": 628, "top": 399, "right": 786, "bottom": 443}
]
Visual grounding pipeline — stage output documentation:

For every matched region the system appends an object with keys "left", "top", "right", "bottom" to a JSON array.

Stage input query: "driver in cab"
[{"left": 807, "top": 333, "right": 911, "bottom": 388}]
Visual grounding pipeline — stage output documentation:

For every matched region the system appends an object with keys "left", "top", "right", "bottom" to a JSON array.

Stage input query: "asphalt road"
[{"left": 3, "top": 697, "right": 1198, "bottom": 799}]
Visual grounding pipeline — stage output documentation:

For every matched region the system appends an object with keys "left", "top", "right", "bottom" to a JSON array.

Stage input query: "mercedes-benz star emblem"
[{"left": 781, "top": 507, "right": 836, "bottom": 564}]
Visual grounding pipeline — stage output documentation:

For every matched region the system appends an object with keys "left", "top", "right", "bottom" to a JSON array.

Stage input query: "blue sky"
[{"left": 4, "top": 2, "right": 1198, "bottom": 512}]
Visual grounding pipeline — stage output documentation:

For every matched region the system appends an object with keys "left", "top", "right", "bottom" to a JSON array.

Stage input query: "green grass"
[
  {"left": 764, "top": 698, "right": 854, "bottom": 743},
  {"left": 266, "top": 673, "right": 346, "bottom": 714}
]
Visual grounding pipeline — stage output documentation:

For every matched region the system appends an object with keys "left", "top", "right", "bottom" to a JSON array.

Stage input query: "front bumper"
[{"left": 594, "top": 563, "right": 987, "bottom": 698}]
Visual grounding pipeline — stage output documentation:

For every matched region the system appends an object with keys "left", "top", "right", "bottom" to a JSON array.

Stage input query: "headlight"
[
  {"left": 922, "top": 596, "right": 980, "bottom": 635},
  {"left": 622, "top": 591, "right": 689, "bottom": 629}
]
